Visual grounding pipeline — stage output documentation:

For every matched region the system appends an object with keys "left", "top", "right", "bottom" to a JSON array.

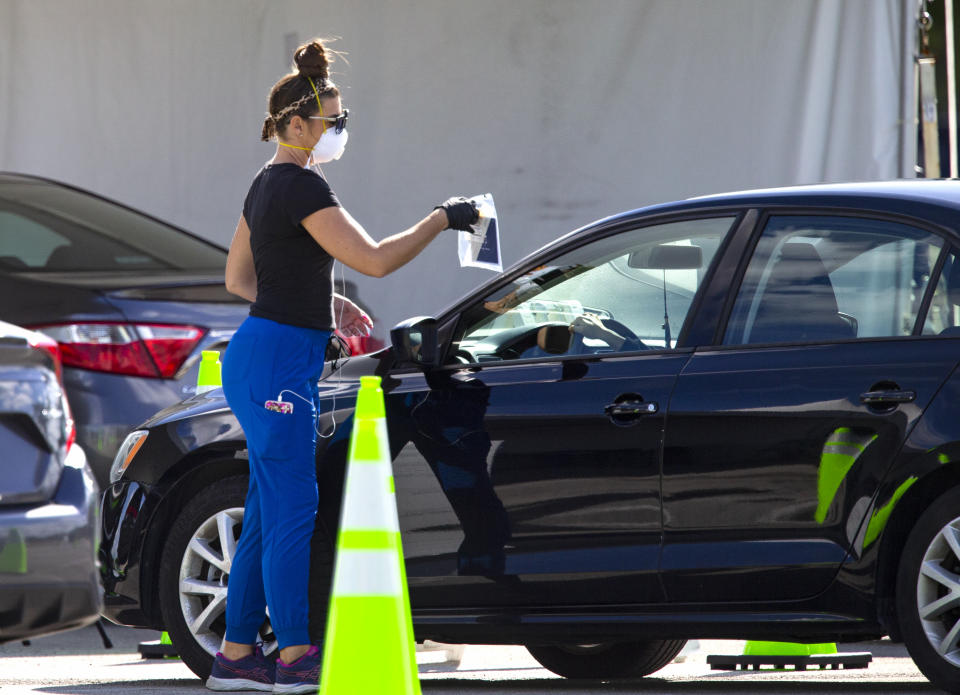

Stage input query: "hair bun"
[{"left": 294, "top": 40, "right": 330, "bottom": 80}]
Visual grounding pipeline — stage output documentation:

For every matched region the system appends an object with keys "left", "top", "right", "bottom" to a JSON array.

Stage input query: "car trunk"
[
  {"left": 17, "top": 270, "right": 241, "bottom": 303},
  {"left": 99, "top": 273, "right": 250, "bottom": 365},
  {"left": 97, "top": 272, "right": 249, "bottom": 324},
  {"left": 13, "top": 269, "right": 250, "bottom": 333}
]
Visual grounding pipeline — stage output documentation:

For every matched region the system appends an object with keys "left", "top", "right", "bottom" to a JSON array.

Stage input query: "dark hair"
[{"left": 261, "top": 39, "right": 341, "bottom": 142}]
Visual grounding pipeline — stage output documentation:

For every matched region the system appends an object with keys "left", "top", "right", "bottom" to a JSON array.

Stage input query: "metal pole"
[{"left": 947, "top": 0, "right": 958, "bottom": 177}]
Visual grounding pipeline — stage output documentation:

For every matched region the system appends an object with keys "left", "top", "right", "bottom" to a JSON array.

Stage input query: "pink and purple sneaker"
[
  {"left": 205, "top": 646, "right": 275, "bottom": 692},
  {"left": 273, "top": 645, "right": 322, "bottom": 694}
]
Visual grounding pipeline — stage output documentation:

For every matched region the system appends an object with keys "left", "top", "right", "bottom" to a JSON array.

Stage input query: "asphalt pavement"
[{"left": 0, "top": 622, "right": 941, "bottom": 694}]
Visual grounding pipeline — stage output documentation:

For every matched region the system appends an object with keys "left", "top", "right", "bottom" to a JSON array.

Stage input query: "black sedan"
[
  {"left": 101, "top": 180, "right": 960, "bottom": 691},
  {"left": 0, "top": 321, "right": 101, "bottom": 642},
  {"left": 0, "top": 173, "right": 249, "bottom": 488}
]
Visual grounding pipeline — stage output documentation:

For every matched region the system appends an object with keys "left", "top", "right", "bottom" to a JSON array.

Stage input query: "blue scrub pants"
[{"left": 221, "top": 315, "right": 331, "bottom": 649}]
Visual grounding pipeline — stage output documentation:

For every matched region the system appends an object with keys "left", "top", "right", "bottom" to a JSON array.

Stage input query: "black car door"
[
  {"left": 661, "top": 213, "right": 959, "bottom": 602},
  {"left": 386, "top": 215, "right": 740, "bottom": 608}
]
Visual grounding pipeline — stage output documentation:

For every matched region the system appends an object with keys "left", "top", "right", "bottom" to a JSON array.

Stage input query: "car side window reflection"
[
  {"left": 724, "top": 216, "right": 944, "bottom": 346},
  {"left": 449, "top": 217, "right": 736, "bottom": 364}
]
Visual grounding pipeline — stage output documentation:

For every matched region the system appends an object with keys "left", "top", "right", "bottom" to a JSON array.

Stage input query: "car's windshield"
[{"left": 0, "top": 181, "right": 226, "bottom": 272}]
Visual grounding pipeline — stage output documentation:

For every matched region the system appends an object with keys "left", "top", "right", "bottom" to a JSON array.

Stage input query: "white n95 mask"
[{"left": 310, "top": 128, "right": 348, "bottom": 165}]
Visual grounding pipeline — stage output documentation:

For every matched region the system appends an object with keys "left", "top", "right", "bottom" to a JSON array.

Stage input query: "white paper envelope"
[{"left": 458, "top": 193, "right": 501, "bottom": 272}]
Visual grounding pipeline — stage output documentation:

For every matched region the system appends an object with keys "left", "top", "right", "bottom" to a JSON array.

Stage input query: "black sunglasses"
[{"left": 309, "top": 108, "right": 349, "bottom": 134}]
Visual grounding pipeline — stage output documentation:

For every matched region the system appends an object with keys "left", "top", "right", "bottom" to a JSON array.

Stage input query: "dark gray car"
[
  {"left": 0, "top": 173, "right": 249, "bottom": 487},
  {"left": 0, "top": 320, "right": 101, "bottom": 642}
]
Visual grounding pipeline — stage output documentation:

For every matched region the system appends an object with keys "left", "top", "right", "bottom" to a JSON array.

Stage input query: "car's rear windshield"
[{"left": 0, "top": 180, "right": 226, "bottom": 272}]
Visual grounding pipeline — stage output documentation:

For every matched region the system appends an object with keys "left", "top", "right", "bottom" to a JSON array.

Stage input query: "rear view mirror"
[
  {"left": 628, "top": 244, "right": 702, "bottom": 270},
  {"left": 390, "top": 316, "right": 439, "bottom": 368}
]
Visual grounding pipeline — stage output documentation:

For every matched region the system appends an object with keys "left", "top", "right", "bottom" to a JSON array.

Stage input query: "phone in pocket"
[{"left": 264, "top": 400, "right": 294, "bottom": 414}]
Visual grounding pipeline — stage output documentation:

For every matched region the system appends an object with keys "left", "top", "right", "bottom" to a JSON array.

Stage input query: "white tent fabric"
[{"left": 0, "top": 0, "right": 911, "bottom": 337}]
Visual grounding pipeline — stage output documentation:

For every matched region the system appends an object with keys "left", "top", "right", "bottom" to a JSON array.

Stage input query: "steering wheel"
[
  {"left": 496, "top": 323, "right": 565, "bottom": 360},
  {"left": 602, "top": 317, "right": 643, "bottom": 345},
  {"left": 570, "top": 330, "right": 586, "bottom": 355},
  {"left": 570, "top": 317, "right": 648, "bottom": 354}
]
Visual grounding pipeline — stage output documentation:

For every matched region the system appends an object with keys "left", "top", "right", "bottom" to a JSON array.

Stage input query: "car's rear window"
[{"left": 0, "top": 181, "right": 226, "bottom": 272}]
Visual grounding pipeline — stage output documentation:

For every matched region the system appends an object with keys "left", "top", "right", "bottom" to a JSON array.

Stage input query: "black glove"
[{"left": 435, "top": 197, "right": 480, "bottom": 231}]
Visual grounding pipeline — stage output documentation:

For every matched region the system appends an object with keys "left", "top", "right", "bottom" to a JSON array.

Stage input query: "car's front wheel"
[
  {"left": 525, "top": 640, "right": 686, "bottom": 679},
  {"left": 157, "top": 475, "right": 273, "bottom": 679},
  {"left": 896, "top": 486, "right": 960, "bottom": 693}
]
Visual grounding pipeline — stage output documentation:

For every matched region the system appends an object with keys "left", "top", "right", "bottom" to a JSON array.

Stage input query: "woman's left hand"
[
  {"left": 570, "top": 314, "right": 609, "bottom": 340},
  {"left": 334, "top": 296, "right": 374, "bottom": 337}
]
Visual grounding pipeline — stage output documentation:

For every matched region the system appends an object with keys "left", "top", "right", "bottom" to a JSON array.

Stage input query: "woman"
[{"left": 209, "top": 39, "right": 478, "bottom": 693}]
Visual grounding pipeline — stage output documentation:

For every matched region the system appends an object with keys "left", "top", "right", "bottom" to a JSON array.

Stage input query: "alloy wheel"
[
  {"left": 177, "top": 507, "right": 275, "bottom": 657},
  {"left": 916, "top": 516, "right": 960, "bottom": 667}
]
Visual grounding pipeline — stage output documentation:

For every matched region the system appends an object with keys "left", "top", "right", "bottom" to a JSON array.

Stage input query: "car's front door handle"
[
  {"left": 859, "top": 389, "right": 917, "bottom": 405},
  {"left": 604, "top": 399, "right": 659, "bottom": 425}
]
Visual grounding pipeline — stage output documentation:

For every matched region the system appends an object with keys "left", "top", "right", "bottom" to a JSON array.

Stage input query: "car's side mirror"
[{"left": 390, "top": 316, "right": 439, "bottom": 368}]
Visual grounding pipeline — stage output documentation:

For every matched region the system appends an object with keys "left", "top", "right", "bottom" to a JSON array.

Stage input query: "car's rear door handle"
[{"left": 859, "top": 389, "right": 916, "bottom": 405}]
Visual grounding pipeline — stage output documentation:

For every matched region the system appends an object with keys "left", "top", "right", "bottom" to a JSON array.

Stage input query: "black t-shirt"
[{"left": 242, "top": 164, "right": 340, "bottom": 329}]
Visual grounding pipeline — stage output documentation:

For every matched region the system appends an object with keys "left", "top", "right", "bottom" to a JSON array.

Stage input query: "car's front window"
[
  {"left": 450, "top": 216, "right": 736, "bottom": 363},
  {"left": 0, "top": 182, "right": 226, "bottom": 272},
  {"left": 724, "top": 215, "right": 944, "bottom": 345}
]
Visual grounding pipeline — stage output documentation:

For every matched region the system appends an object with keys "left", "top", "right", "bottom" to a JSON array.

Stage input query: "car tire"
[
  {"left": 525, "top": 639, "right": 687, "bottom": 679},
  {"left": 896, "top": 486, "right": 960, "bottom": 693},
  {"left": 158, "top": 475, "right": 259, "bottom": 680}
]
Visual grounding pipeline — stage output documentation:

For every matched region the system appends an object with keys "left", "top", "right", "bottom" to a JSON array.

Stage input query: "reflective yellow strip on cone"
[{"left": 339, "top": 529, "right": 396, "bottom": 550}]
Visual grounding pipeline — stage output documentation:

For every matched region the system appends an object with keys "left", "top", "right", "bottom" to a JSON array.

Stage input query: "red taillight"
[
  {"left": 30, "top": 322, "right": 205, "bottom": 379},
  {"left": 28, "top": 332, "right": 63, "bottom": 383},
  {"left": 137, "top": 325, "right": 206, "bottom": 377},
  {"left": 28, "top": 331, "right": 75, "bottom": 452}
]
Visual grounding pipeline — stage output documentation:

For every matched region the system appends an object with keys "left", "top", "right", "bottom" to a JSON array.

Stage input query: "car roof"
[
  {"left": 546, "top": 179, "right": 960, "bottom": 251},
  {"left": 624, "top": 179, "right": 960, "bottom": 221},
  {"left": 685, "top": 179, "right": 960, "bottom": 209}
]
